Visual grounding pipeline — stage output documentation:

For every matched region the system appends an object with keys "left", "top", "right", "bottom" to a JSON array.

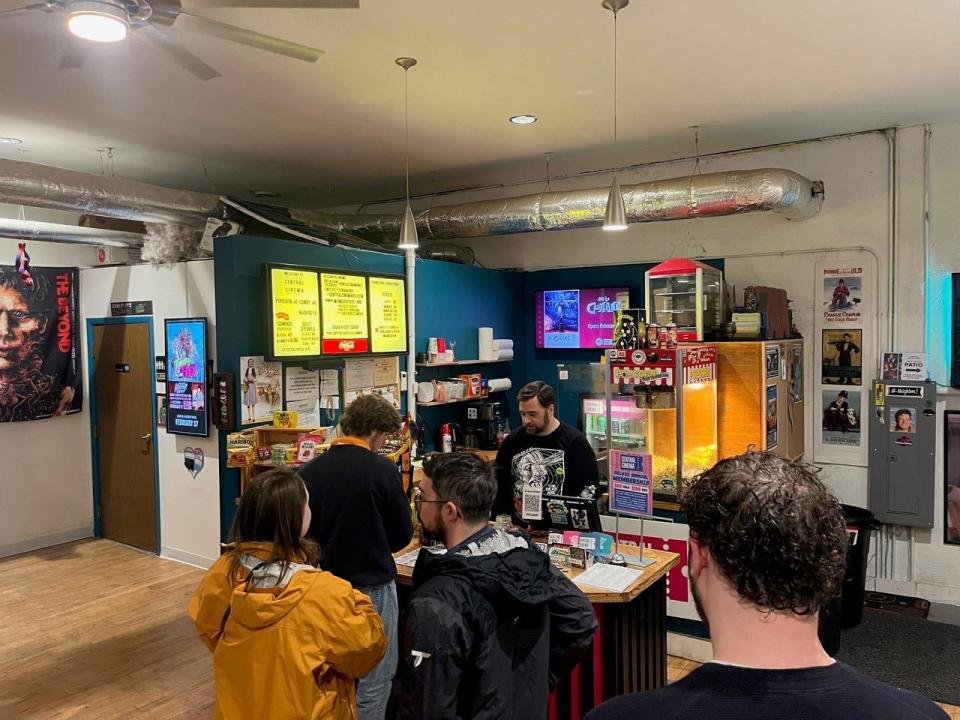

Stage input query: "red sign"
[
  {"left": 682, "top": 345, "right": 717, "bottom": 367},
  {"left": 322, "top": 338, "right": 369, "bottom": 354}
]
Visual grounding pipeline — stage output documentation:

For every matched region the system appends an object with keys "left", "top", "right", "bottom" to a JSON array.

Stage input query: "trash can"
[{"left": 840, "top": 504, "right": 879, "bottom": 629}]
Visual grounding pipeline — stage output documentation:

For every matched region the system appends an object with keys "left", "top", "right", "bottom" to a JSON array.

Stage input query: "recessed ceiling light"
[
  {"left": 0, "top": 137, "right": 22, "bottom": 144},
  {"left": 67, "top": 0, "right": 129, "bottom": 43},
  {"left": 250, "top": 190, "right": 281, "bottom": 198},
  {"left": 509, "top": 115, "right": 538, "bottom": 125}
]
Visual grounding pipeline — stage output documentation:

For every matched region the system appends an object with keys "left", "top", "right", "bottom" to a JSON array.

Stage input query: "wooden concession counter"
[{"left": 395, "top": 541, "right": 680, "bottom": 720}]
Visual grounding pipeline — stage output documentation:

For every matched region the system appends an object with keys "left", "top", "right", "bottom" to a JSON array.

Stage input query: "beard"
[
  {"left": 690, "top": 575, "right": 711, "bottom": 635},
  {"left": 418, "top": 511, "right": 446, "bottom": 546}
]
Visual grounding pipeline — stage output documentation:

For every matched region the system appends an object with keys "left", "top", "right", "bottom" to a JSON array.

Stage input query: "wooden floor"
[
  {"left": 0, "top": 540, "right": 956, "bottom": 720},
  {"left": 0, "top": 539, "right": 213, "bottom": 720}
]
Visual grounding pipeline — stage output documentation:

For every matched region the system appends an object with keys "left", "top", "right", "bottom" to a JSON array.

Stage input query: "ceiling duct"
[
  {"left": 292, "top": 168, "right": 823, "bottom": 244},
  {"left": 0, "top": 158, "right": 218, "bottom": 226},
  {"left": 0, "top": 217, "right": 144, "bottom": 248}
]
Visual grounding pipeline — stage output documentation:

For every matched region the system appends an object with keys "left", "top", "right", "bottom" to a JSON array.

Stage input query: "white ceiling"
[{"left": 1, "top": 0, "right": 959, "bottom": 208}]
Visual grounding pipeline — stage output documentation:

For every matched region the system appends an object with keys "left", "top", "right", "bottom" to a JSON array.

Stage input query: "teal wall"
[{"left": 214, "top": 234, "right": 523, "bottom": 540}]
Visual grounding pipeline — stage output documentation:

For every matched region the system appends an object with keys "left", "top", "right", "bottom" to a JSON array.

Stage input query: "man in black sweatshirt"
[
  {"left": 586, "top": 451, "right": 947, "bottom": 720},
  {"left": 299, "top": 394, "right": 413, "bottom": 720},
  {"left": 391, "top": 452, "right": 597, "bottom": 720}
]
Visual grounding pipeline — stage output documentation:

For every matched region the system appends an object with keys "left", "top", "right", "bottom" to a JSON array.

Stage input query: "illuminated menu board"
[
  {"left": 369, "top": 276, "right": 407, "bottom": 353},
  {"left": 269, "top": 267, "right": 321, "bottom": 358},
  {"left": 320, "top": 272, "right": 369, "bottom": 354}
]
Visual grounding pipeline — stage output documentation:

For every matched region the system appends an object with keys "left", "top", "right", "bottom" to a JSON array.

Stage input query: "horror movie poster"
[{"left": 0, "top": 266, "right": 83, "bottom": 422}]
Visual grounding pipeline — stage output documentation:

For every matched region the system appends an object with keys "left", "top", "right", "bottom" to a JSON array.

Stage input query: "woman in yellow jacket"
[{"left": 189, "top": 469, "right": 387, "bottom": 720}]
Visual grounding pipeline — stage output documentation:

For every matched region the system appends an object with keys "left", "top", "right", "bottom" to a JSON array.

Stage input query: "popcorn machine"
[
  {"left": 602, "top": 345, "right": 719, "bottom": 503},
  {"left": 645, "top": 258, "right": 724, "bottom": 341}
]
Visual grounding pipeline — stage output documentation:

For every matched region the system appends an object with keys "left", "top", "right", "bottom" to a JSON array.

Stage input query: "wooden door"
[{"left": 93, "top": 323, "right": 157, "bottom": 552}]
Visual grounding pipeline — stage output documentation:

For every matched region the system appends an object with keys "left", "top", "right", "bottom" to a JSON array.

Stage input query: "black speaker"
[{"left": 953, "top": 273, "right": 960, "bottom": 389}]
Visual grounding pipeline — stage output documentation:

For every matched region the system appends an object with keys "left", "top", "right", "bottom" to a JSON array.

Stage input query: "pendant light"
[
  {"left": 396, "top": 57, "right": 419, "bottom": 250},
  {"left": 602, "top": 0, "right": 628, "bottom": 232}
]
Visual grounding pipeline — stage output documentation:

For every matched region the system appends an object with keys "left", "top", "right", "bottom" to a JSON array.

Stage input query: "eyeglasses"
[{"left": 413, "top": 487, "right": 449, "bottom": 510}]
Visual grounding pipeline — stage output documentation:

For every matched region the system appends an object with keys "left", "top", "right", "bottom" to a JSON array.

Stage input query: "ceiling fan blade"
[
  {"left": 58, "top": 43, "right": 86, "bottom": 70},
  {"left": 0, "top": 2, "right": 48, "bottom": 18},
  {"left": 178, "top": 11, "right": 323, "bottom": 62},
  {"left": 196, "top": 0, "right": 356, "bottom": 6},
  {"left": 141, "top": 24, "right": 222, "bottom": 81}
]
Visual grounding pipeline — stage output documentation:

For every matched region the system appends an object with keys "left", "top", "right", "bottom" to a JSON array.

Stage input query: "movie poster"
[
  {"left": 821, "top": 388, "right": 861, "bottom": 447},
  {"left": 822, "top": 266, "right": 863, "bottom": 323},
  {"left": 822, "top": 329, "right": 863, "bottom": 386},
  {"left": 0, "top": 265, "right": 83, "bottom": 422},
  {"left": 239, "top": 355, "right": 282, "bottom": 425},
  {"left": 766, "top": 384, "right": 778, "bottom": 449}
]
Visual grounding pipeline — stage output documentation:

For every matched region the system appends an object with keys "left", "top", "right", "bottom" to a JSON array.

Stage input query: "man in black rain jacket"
[{"left": 390, "top": 452, "right": 597, "bottom": 720}]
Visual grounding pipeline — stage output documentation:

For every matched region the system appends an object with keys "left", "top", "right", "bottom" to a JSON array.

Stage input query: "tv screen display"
[
  {"left": 165, "top": 317, "right": 209, "bottom": 437},
  {"left": 535, "top": 288, "right": 630, "bottom": 349}
]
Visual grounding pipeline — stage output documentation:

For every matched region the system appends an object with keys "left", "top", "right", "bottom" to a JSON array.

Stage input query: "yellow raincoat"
[{"left": 189, "top": 543, "right": 387, "bottom": 720}]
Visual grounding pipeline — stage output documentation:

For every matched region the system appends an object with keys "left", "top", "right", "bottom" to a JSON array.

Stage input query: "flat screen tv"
[
  {"left": 534, "top": 288, "right": 630, "bottom": 349},
  {"left": 164, "top": 317, "right": 209, "bottom": 437}
]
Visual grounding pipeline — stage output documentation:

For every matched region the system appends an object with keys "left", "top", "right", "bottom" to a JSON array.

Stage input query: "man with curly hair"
[{"left": 587, "top": 451, "right": 946, "bottom": 720}]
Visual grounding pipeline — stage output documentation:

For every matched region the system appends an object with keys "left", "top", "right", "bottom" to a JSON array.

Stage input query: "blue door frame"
[{"left": 86, "top": 317, "right": 161, "bottom": 550}]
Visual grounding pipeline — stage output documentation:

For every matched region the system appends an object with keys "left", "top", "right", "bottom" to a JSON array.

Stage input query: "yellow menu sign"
[
  {"left": 321, "top": 273, "right": 369, "bottom": 353},
  {"left": 270, "top": 267, "right": 321, "bottom": 357},
  {"left": 369, "top": 276, "right": 407, "bottom": 353}
]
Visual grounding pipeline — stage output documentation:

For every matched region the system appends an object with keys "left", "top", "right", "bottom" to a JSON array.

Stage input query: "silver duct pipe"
[
  {"left": 0, "top": 218, "right": 144, "bottom": 248},
  {"left": 292, "top": 168, "right": 822, "bottom": 243},
  {"left": 0, "top": 158, "right": 218, "bottom": 226}
]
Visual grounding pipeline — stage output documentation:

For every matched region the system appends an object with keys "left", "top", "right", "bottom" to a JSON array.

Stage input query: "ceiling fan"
[{"left": 0, "top": 0, "right": 358, "bottom": 80}]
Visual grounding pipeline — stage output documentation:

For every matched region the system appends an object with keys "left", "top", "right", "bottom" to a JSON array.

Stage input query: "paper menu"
[{"left": 572, "top": 563, "right": 643, "bottom": 593}]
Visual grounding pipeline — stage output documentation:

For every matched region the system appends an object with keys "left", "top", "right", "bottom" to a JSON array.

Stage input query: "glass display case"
[
  {"left": 645, "top": 258, "right": 723, "bottom": 341},
  {"left": 582, "top": 397, "right": 649, "bottom": 454},
  {"left": 605, "top": 345, "right": 719, "bottom": 502}
]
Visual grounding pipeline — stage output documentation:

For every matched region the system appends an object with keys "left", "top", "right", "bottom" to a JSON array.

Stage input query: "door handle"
[{"left": 141, "top": 433, "right": 152, "bottom": 441}]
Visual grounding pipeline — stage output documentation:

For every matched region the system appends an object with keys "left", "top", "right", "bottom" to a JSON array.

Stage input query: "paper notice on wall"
[
  {"left": 321, "top": 395, "right": 341, "bottom": 411},
  {"left": 287, "top": 399, "right": 319, "bottom": 426},
  {"left": 374, "top": 356, "right": 400, "bottom": 387},
  {"left": 373, "top": 385, "right": 399, "bottom": 409},
  {"left": 345, "top": 359, "right": 375, "bottom": 390},
  {"left": 320, "top": 369, "right": 339, "bottom": 396},
  {"left": 900, "top": 352, "right": 926, "bottom": 381}
]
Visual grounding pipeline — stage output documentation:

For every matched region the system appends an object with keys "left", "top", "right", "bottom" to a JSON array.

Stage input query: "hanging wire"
[
  {"left": 107, "top": 146, "right": 116, "bottom": 177},
  {"left": 612, "top": 7, "right": 618, "bottom": 175},
  {"left": 404, "top": 65, "right": 410, "bottom": 203},
  {"left": 97, "top": 148, "right": 105, "bottom": 176},
  {"left": 692, "top": 127, "right": 703, "bottom": 176},
  {"left": 545, "top": 152, "right": 552, "bottom": 192}
]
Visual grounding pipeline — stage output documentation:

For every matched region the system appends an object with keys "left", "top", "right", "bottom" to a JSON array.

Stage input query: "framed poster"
[
  {"left": 822, "top": 329, "right": 862, "bottom": 386},
  {"left": 822, "top": 265, "right": 864, "bottom": 324},
  {"left": 821, "top": 388, "right": 861, "bottom": 448},
  {"left": 164, "top": 317, "right": 209, "bottom": 437},
  {"left": 945, "top": 411, "right": 960, "bottom": 545}
]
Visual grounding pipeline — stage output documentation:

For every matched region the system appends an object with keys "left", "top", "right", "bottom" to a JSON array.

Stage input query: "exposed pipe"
[
  {"left": 0, "top": 217, "right": 144, "bottom": 248},
  {"left": 292, "top": 168, "right": 823, "bottom": 243},
  {"left": 0, "top": 158, "right": 218, "bottom": 226}
]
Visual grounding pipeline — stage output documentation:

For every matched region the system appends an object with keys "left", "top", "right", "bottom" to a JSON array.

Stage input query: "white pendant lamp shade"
[
  {"left": 67, "top": 0, "right": 128, "bottom": 42},
  {"left": 398, "top": 202, "right": 419, "bottom": 250},
  {"left": 603, "top": 176, "right": 627, "bottom": 231}
]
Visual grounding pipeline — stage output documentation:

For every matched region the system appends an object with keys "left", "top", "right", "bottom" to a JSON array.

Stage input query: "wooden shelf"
[
  {"left": 417, "top": 390, "right": 505, "bottom": 407},
  {"left": 416, "top": 359, "right": 512, "bottom": 368}
]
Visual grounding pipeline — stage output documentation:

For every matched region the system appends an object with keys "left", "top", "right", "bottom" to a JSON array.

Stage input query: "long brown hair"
[{"left": 227, "top": 469, "right": 317, "bottom": 587}]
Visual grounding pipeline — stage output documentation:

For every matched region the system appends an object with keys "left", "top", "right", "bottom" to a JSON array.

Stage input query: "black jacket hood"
[{"left": 412, "top": 529, "right": 556, "bottom": 606}]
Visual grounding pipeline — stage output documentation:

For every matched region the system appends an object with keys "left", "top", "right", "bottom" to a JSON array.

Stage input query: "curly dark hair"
[
  {"left": 680, "top": 451, "right": 846, "bottom": 615},
  {"left": 339, "top": 393, "right": 401, "bottom": 438}
]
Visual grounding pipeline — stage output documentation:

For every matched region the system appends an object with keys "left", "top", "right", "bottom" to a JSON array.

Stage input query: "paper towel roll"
[
  {"left": 495, "top": 348, "right": 515, "bottom": 361},
  {"left": 493, "top": 338, "right": 514, "bottom": 350},
  {"left": 479, "top": 327, "right": 494, "bottom": 361},
  {"left": 486, "top": 378, "right": 512, "bottom": 392}
]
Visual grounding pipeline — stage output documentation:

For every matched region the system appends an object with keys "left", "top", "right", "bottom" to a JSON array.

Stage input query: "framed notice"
[
  {"left": 267, "top": 267, "right": 321, "bottom": 359},
  {"left": 369, "top": 276, "right": 407, "bottom": 353}
]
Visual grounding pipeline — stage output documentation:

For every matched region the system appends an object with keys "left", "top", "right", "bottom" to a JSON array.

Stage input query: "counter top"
[{"left": 394, "top": 541, "right": 679, "bottom": 604}]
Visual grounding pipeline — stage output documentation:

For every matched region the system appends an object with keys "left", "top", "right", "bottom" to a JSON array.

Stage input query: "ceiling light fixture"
[
  {"left": 509, "top": 114, "right": 538, "bottom": 125},
  {"left": 0, "top": 137, "right": 22, "bottom": 145},
  {"left": 250, "top": 190, "right": 281, "bottom": 198},
  {"left": 602, "top": 0, "right": 628, "bottom": 232},
  {"left": 67, "top": 0, "right": 129, "bottom": 43},
  {"left": 396, "top": 56, "right": 419, "bottom": 251}
]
